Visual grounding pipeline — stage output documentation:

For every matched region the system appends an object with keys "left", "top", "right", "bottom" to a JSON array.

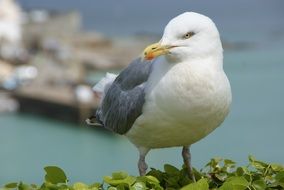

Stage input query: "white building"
[{"left": 0, "top": 0, "right": 22, "bottom": 44}]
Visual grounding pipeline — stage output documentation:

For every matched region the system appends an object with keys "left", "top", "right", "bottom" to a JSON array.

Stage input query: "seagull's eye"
[{"left": 183, "top": 32, "right": 195, "bottom": 39}]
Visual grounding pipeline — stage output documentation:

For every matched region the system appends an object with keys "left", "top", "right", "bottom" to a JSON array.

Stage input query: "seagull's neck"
[{"left": 165, "top": 52, "right": 224, "bottom": 72}]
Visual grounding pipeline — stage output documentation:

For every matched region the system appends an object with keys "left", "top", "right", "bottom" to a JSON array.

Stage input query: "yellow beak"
[{"left": 143, "top": 42, "right": 175, "bottom": 60}]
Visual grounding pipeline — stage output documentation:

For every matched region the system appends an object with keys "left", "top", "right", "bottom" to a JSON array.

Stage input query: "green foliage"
[
  {"left": 1, "top": 156, "right": 283, "bottom": 190},
  {"left": 180, "top": 178, "right": 208, "bottom": 190},
  {"left": 44, "top": 166, "right": 68, "bottom": 184}
]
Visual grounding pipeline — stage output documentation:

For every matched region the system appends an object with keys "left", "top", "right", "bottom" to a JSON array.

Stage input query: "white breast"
[{"left": 126, "top": 57, "right": 232, "bottom": 149}]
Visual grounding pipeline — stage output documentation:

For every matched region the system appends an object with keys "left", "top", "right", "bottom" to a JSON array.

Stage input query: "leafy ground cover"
[{"left": 1, "top": 156, "right": 284, "bottom": 190}]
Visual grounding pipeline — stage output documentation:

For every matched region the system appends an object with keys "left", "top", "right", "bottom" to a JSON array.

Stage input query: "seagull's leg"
[
  {"left": 138, "top": 155, "right": 147, "bottom": 176},
  {"left": 138, "top": 148, "right": 149, "bottom": 176},
  {"left": 182, "top": 146, "right": 196, "bottom": 182}
]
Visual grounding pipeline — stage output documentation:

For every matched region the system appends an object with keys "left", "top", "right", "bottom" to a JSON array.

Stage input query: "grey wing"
[{"left": 96, "top": 58, "right": 153, "bottom": 134}]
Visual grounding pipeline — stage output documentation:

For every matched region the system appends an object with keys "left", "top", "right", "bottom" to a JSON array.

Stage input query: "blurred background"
[{"left": 0, "top": 0, "right": 283, "bottom": 185}]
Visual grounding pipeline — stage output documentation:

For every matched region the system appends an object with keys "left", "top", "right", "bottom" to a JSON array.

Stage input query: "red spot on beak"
[{"left": 145, "top": 53, "right": 155, "bottom": 60}]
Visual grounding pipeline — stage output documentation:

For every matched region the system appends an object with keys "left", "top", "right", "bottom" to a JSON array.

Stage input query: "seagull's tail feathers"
[
  {"left": 92, "top": 72, "right": 118, "bottom": 103},
  {"left": 87, "top": 73, "right": 117, "bottom": 128}
]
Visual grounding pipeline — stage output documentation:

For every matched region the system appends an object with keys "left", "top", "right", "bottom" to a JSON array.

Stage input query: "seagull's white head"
[{"left": 143, "top": 12, "right": 222, "bottom": 63}]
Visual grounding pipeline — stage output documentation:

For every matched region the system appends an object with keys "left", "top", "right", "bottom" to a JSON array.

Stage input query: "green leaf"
[
  {"left": 192, "top": 168, "right": 202, "bottom": 181},
  {"left": 248, "top": 155, "right": 268, "bottom": 171},
  {"left": 18, "top": 182, "right": 30, "bottom": 190},
  {"left": 89, "top": 183, "right": 102, "bottom": 189},
  {"left": 224, "top": 159, "right": 236, "bottom": 166},
  {"left": 144, "top": 175, "right": 160, "bottom": 184},
  {"left": 235, "top": 167, "right": 244, "bottom": 176},
  {"left": 30, "top": 184, "right": 38, "bottom": 189},
  {"left": 2, "top": 156, "right": 284, "bottom": 190},
  {"left": 44, "top": 166, "right": 68, "bottom": 184},
  {"left": 252, "top": 179, "right": 266, "bottom": 190},
  {"left": 164, "top": 164, "right": 180, "bottom": 175},
  {"left": 104, "top": 172, "right": 136, "bottom": 186},
  {"left": 108, "top": 187, "right": 118, "bottom": 190},
  {"left": 275, "top": 171, "right": 284, "bottom": 187},
  {"left": 4, "top": 183, "right": 18, "bottom": 189},
  {"left": 248, "top": 155, "right": 255, "bottom": 163},
  {"left": 112, "top": 171, "right": 128, "bottom": 180},
  {"left": 73, "top": 182, "right": 89, "bottom": 190},
  {"left": 165, "top": 176, "right": 180, "bottom": 187},
  {"left": 131, "top": 182, "right": 146, "bottom": 190},
  {"left": 89, "top": 187, "right": 99, "bottom": 190},
  {"left": 116, "top": 184, "right": 128, "bottom": 190},
  {"left": 271, "top": 163, "right": 284, "bottom": 172},
  {"left": 146, "top": 168, "right": 164, "bottom": 182},
  {"left": 206, "top": 158, "right": 222, "bottom": 168},
  {"left": 219, "top": 176, "right": 249, "bottom": 190},
  {"left": 180, "top": 178, "right": 208, "bottom": 190},
  {"left": 137, "top": 175, "right": 163, "bottom": 190},
  {"left": 223, "top": 159, "right": 236, "bottom": 172},
  {"left": 215, "top": 173, "right": 228, "bottom": 181},
  {"left": 42, "top": 182, "right": 57, "bottom": 189}
]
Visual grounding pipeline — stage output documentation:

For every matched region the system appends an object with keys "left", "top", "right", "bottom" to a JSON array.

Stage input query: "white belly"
[{"left": 126, "top": 59, "right": 232, "bottom": 149}]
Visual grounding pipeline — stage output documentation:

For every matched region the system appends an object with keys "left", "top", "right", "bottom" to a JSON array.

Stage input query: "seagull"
[{"left": 87, "top": 12, "right": 232, "bottom": 181}]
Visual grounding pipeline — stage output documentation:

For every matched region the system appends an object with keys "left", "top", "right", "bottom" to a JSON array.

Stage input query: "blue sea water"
[{"left": 0, "top": 0, "right": 284, "bottom": 185}]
